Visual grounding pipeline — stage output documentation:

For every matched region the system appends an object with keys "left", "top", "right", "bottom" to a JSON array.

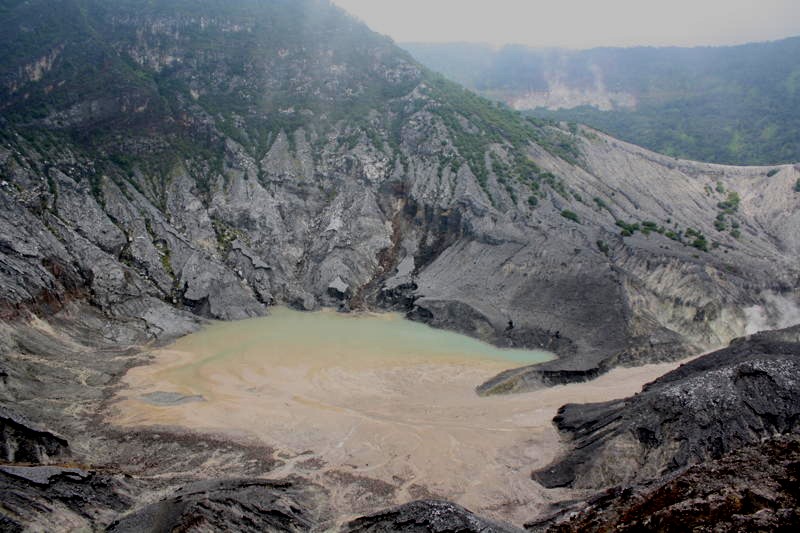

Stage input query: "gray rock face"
[
  {"left": 345, "top": 500, "right": 524, "bottom": 533},
  {"left": 534, "top": 326, "right": 800, "bottom": 490}
]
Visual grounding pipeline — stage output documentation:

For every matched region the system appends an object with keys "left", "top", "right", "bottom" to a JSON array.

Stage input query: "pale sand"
[{"left": 107, "top": 309, "right": 701, "bottom": 526}]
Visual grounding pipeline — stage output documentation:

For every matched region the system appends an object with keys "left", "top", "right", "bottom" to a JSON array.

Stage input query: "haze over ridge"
[{"left": 332, "top": 0, "right": 800, "bottom": 49}]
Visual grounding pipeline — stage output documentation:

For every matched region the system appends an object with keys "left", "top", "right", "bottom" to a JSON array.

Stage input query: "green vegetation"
[
  {"left": 561, "top": 210, "right": 580, "bottom": 223},
  {"left": 2, "top": 0, "right": 424, "bottom": 182},
  {"left": 795, "top": 179, "right": 800, "bottom": 193},
  {"left": 714, "top": 213, "right": 728, "bottom": 232},
  {"left": 711, "top": 187, "right": 745, "bottom": 239},
  {"left": 596, "top": 240, "right": 610, "bottom": 255},
  {"left": 211, "top": 218, "right": 246, "bottom": 256},
  {"left": 159, "top": 245, "right": 174, "bottom": 277},
  {"left": 593, "top": 197, "right": 608, "bottom": 210},
  {"left": 613, "top": 215, "right": 718, "bottom": 252},
  {"left": 531, "top": 87, "right": 800, "bottom": 166},
  {"left": 423, "top": 73, "right": 581, "bottom": 198},
  {"left": 640, "top": 220, "right": 664, "bottom": 236},
  {"left": 685, "top": 228, "right": 709, "bottom": 252},
  {"left": 767, "top": 168, "right": 780, "bottom": 178},
  {"left": 406, "top": 38, "right": 800, "bottom": 165},
  {"left": 615, "top": 220, "right": 640, "bottom": 237},
  {"left": 717, "top": 191, "right": 741, "bottom": 214}
]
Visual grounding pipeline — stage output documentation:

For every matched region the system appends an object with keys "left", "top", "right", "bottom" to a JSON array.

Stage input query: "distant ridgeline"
[{"left": 404, "top": 38, "right": 800, "bottom": 165}]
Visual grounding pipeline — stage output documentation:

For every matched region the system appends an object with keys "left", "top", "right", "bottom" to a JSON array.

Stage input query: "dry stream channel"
[{"left": 109, "top": 307, "right": 694, "bottom": 525}]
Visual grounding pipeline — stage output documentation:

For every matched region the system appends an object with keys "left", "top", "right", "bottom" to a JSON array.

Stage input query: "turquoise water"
[{"left": 169, "top": 307, "right": 553, "bottom": 369}]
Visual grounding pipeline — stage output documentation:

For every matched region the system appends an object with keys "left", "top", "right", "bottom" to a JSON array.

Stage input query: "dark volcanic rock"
[
  {"left": 107, "top": 478, "right": 325, "bottom": 533},
  {"left": 345, "top": 500, "right": 524, "bottom": 533},
  {"left": 476, "top": 358, "right": 614, "bottom": 395},
  {"left": 0, "top": 466, "right": 133, "bottom": 531},
  {"left": 534, "top": 326, "right": 800, "bottom": 490},
  {"left": 477, "top": 324, "right": 696, "bottom": 395},
  {"left": 0, "top": 407, "right": 69, "bottom": 464},
  {"left": 0, "top": 465, "right": 90, "bottom": 486},
  {"left": 528, "top": 434, "right": 800, "bottom": 532}
]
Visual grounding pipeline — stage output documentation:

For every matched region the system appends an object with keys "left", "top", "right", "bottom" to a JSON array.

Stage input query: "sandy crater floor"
[{"left": 108, "top": 308, "right": 694, "bottom": 525}]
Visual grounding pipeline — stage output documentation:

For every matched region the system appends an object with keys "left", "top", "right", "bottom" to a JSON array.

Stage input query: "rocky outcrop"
[
  {"left": 0, "top": 465, "right": 90, "bottom": 486},
  {"left": 0, "top": 466, "right": 133, "bottom": 532},
  {"left": 107, "top": 478, "right": 326, "bottom": 533},
  {"left": 528, "top": 435, "right": 800, "bottom": 532},
  {"left": 345, "top": 500, "right": 523, "bottom": 533},
  {"left": 0, "top": 408, "right": 69, "bottom": 464},
  {"left": 534, "top": 326, "right": 800, "bottom": 490}
]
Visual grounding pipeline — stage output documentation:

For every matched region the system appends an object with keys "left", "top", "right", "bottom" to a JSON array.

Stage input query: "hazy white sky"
[{"left": 331, "top": 0, "right": 800, "bottom": 49}]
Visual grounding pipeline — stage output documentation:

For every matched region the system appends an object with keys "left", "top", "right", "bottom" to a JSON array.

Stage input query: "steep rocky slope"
[{"left": 2, "top": 1, "right": 799, "bottom": 389}]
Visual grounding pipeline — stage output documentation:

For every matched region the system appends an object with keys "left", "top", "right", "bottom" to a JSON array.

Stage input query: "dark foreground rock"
[
  {"left": 107, "top": 478, "right": 327, "bottom": 533},
  {"left": 534, "top": 326, "right": 800, "bottom": 490},
  {"left": 345, "top": 500, "right": 524, "bottom": 533},
  {"left": 0, "top": 466, "right": 133, "bottom": 532},
  {"left": 477, "top": 327, "right": 695, "bottom": 395},
  {"left": 527, "top": 435, "right": 800, "bottom": 532},
  {"left": 0, "top": 465, "right": 90, "bottom": 486},
  {"left": 0, "top": 408, "right": 69, "bottom": 464}
]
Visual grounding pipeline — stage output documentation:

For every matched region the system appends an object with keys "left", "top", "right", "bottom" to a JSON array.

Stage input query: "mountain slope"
[
  {"left": 1, "top": 0, "right": 799, "bottom": 383},
  {"left": 404, "top": 38, "right": 800, "bottom": 165}
]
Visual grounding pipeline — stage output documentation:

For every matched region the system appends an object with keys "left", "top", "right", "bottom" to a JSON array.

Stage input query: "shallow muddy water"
[{"left": 110, "top": 307, "right": 695, "bottom": 526}]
